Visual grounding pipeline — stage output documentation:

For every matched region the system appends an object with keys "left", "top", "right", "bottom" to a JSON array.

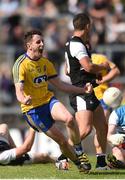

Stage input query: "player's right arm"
[
  {"left": 12, "top": 57, "right": 31, "bottom": 105},
  {"left": 70, "top": 41, "right": 109, "bottom": 73},
  {"left": 15, "top": 83, "right": 31, "bottom": 105},
  {"left": 79, "top": 55, "right": 109, "bottom": 73}
]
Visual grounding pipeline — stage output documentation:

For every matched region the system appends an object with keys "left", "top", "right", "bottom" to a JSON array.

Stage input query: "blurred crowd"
[{"left": 0, "top": 0, "right": 125, "bottom": 108}]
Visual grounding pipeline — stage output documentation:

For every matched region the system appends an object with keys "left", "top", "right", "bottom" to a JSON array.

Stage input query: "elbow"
[
  {"left": 23, "top": 144, "right": 32, "bottom": 153},
  {"left": 117, "top": 68, "right": 120, "bottom": 76},
  {"left": 26, "top": 144, "right": 32, "bottom": 152}
]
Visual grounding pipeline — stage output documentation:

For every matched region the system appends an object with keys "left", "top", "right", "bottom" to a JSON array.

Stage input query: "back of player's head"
[
  {"left": 24, "top": 29, "right": 42, "bottom": 44},
  {"left": 73, "top": 13, "right": 90, "bottom": 30}
]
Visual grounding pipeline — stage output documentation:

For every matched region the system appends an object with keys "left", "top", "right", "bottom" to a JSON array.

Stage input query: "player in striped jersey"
[{"left": 65, "top": 13, "right": 110, "bottom": 170}]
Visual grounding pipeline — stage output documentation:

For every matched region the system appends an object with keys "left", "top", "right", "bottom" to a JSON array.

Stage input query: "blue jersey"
[
  {"left": 115, "top": 105, "right": 125, "bottom": 127},
  {"left": 109, "top": 105, "right": 125, "bottom": 134}
]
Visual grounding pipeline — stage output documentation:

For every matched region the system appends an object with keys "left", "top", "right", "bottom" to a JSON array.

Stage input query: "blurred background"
[{"left": 0, "top": 0, "right": 125, "bottom": 156}]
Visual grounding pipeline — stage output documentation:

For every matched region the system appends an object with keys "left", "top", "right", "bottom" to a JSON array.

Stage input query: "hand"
[
  {"left": 23, "top": 95, "right": 32, "bottom": 105},
  {"left": 108, "top": 134, "right": 125, "bottom": 146},
  {"left": 84, "top": 83, "right": 93, "bottom": 93},
  {"left": 96, "top": 73, "right": 103, "bottom": 84},
  {"left": 96, "top": 78, "right": 104, "bottom": 85}
]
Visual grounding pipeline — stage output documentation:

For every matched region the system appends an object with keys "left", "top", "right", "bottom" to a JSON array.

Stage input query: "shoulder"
[
  {"left": 13, "top": 54, "right": 26, "bottom": 68},
  {"left": 13, "top": 54, "right": 26, "bottom": 74},
  {"left": 116, "top": 105, "right": 125, "bottom": 115},
  {"left": 108, "top": 110, "right": 119, "bottom": 125},
  {"left": 14, "top": 54, "right": 26, "bottom": 64}
]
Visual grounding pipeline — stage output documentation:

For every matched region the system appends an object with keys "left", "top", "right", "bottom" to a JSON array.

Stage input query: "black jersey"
[{"left": 65, "top": 36, "right": 98, "bottom": 88}]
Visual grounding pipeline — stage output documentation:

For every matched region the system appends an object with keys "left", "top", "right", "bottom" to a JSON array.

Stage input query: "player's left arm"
[
  {"left": 49, "top": 76, "right": 93, "bottom": 94},
  {"left": 97, "top": 61, "right": 120, "bottom": 84},
  {"left": 47, "top": 58, "right": 93, "bottom": 94}
]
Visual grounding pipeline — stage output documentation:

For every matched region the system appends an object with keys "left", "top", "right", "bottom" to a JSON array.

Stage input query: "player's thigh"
[
  {"left": 45, "top": 123, "right": 67, "bottom": 145},
  {"left": 51, "top": 101, "right": 73, "bottom": 122}
]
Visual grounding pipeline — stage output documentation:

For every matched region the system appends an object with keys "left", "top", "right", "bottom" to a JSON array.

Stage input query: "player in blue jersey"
[{"left": 107, "top": 104, "right": 125, "bottom": 168}]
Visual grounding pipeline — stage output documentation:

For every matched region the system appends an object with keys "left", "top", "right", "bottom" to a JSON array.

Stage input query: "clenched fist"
[{"left": 84, "top": 83, "right": 93, "bottom": 93}]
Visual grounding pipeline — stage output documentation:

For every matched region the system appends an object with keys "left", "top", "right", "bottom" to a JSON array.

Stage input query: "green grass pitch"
[{"left": 0, "top": 156, "right": 125, "bottom": 179}]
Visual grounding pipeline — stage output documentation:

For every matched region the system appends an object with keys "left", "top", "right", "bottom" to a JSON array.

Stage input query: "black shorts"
[{"left": 69, "top": 92, "right": 100, "bottom": 112}]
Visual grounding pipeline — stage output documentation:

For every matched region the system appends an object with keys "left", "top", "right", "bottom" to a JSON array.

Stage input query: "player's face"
[{"left": 29, "top": 34, "right": 44, "bottom": 57}]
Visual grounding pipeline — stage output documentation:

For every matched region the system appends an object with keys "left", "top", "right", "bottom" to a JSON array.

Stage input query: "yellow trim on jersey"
[
  {"left": 91, "top": 53, "right": 116, "bottom": 100},
  {"left": 13, "top": 54, "right": 57, "bottom": 113}
]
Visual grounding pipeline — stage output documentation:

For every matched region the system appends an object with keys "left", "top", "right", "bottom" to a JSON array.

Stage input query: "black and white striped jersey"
[{"left": 65, "top": 36, "right": 98, "bottom": 87}]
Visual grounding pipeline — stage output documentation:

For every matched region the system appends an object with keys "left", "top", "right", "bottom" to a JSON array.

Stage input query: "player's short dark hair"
[
  {"left": 24, "top": 29, "right": 42, "bottom": 44},
  {"left": 73, "top": 13, "right": 90, "bottom": 30}
]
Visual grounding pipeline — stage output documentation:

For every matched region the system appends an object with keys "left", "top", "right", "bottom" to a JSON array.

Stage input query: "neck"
[
  {"left": 26, "top": 51, "right": 40, "bottom": 61},
  {"left": 73, "top": 30, "right": 87, "bottom": 44}
]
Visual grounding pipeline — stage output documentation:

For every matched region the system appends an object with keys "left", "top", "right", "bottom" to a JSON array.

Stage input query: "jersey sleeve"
[
  {"left": 12, "top": 62, "right": 25, "bottom": 84},
  {"left": 70, "top": 41, "right": 88, "bottom": 60},
  {"left": 108, "top": 110, "right": 119, "bottom": 125},
  {"left": 46, "top": 60, "right": 58, "bottom": 79}
]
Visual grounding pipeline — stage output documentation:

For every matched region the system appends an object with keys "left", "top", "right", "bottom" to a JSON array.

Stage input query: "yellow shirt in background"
[
  {"left": 13, "top": 54, "right": 57, "bottom": 112},
  {"left": 92, "top": 53, "right": 116, "bottom": 100}
]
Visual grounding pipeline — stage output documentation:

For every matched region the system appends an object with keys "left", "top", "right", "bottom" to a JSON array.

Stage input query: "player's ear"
[
  {"left": 86, "top": 24, "right": 90, "bottom": 31},
  {"left": 27, "top": 42, "right": 30, "bottom": 48}
]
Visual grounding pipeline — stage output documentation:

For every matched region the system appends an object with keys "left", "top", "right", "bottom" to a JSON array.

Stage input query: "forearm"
[
  {"left": 15, "top": 128, "right": 35, "bottom": 158},
  {"left": 15, "top": 83, "right": 26, "bottom": 104},
  {"left": 15, "top": 83, "right": 31, "bottom": 105},
  {"left": 102, "top": 69, "right": 120, "bottom": 83},
  {"left": 55, "top": 81, "right": 86, "bottom": 94},
  {"left": 16, "top": 91, "right": 26, "bottom": 104}
]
